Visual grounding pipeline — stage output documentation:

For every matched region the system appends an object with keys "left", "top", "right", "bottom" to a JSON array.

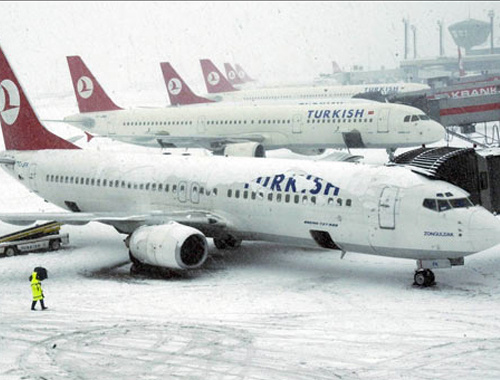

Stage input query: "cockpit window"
[
  {"left": 449, "top": 198, "right": 474, "bottom": 208},
  {"left": 411, "top": 115, "right": 419, "bottom": 122},
  {"left": 404, "top": 115, "right": 411, "bottom": 122},
  {"left": 437, "top": 199, "right": 452, "bottom": 212},
  {"left": 423, "top": 197, "right": 473, "bottom": 212},
  {"left": 419, "top": 114, "right": 430, "bottom": 120}
]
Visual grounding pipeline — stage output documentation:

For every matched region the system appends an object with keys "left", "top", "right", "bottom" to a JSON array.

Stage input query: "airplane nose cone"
[
  {"left": 428, "top": 120, "right": 445, "bottom": 143},
  {"left": 468, "top": 208, "right": 500, "bottom": 252}
]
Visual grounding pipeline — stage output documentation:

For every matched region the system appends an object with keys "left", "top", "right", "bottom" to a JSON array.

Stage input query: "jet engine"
[
  {"left": 128, "top": 222, "right": 208, "bottom": 270},
  {"left": 223, "top": 142, "right": 265, "bottom": 157}
]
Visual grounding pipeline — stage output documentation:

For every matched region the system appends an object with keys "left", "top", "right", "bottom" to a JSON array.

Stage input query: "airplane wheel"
[
  {"left": 414, "top": 269, "right": 435, "bottom": 287},
  {"left": 49, "top": 239, "right": 61, "bottom": 251},
  {"left": 5, "top": 247, "right": 17, "bottom": 257},
  {"left": 214, "top": 236, "right": 241, "bottom": 250}
]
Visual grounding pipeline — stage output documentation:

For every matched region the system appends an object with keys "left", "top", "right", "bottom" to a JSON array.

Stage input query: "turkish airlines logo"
[
  {"left": 168, "top": 78, "right": 182, "bottom": 95},
  {"left": 207, "top": 71, "right": 220, "bottom": 86},
  {"left": 0, "top": 79, "right": 20, "bottom": 125},
  {"left": 238, "top": 70, "right": 246, "bottom": 80},
  {"left": 227, "top": 70, "right": 236, "bottom": 80},
  {"left": 77, "top": 76, "right": 94, "bottom": 99}
]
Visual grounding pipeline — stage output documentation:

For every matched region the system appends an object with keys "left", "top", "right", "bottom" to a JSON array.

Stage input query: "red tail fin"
[
  {"left": 234, "top": 64, "right": 256, "bottom": 82},
  {"left": 0, "top": 46, "right": 78, "bottom": 151},
  {"left": 224, "top": 63, "right": 244, "bottom": 85},
  {"left": 66, "top": 56, "right": 122, "bottom": 113},
  {"left": 160, "top": 62, "right": 214, "bottom": 106},
  {"left": 200, "top": 59, "right": 238, "bottom": 94}
]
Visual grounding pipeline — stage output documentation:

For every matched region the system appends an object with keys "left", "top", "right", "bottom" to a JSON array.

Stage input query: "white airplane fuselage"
[
  {"left": 205, "top": 83, "right": 430, "bottom": 102},
  {"left": 64, "top": 102, "right": 444, "bottom": 150},
  {"left": 2, "top": 150, "right": 499, "bottom": 261}
]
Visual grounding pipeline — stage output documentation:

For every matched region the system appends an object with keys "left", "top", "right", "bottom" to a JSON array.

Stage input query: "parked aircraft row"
[
  {"left": 1, "top": 46, "right": 499, "bottom": 286},
  {"left": 63, "top": 56, "right": 443, "bottom": 156}
]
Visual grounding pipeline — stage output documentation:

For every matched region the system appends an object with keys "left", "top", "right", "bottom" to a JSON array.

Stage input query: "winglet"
[
  {"left": 0, "top": 46, "right": 79, "bottom": 150},
  {"left": 200, "top": 59, "right": 238, "bottom": 93},
  {"left": 160, "top": 62, "right": 214, "bottom": 106},
  {"left": 224, "top": 63, "right": 244, "bottom": 85},
  {"left": 66, "top": 56, "right": 122, "bottom": 113}
]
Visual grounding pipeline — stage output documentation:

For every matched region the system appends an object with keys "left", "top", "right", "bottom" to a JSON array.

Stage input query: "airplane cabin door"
[
  {"left": 178, "top": 181, "right": 187, "bottom": 203},
  {"left": 378, "top": 186, "right": 398, "bottom": 229},
  {"left": 29, "top": 164, "right": 38, "bottom": 192},
  {"left": 377, "top": 108, "right": 390, "bottom": 133},
  {"left": 197, "top": 117, "right": 207, "bottom": 134},
  {"left": 292, "top": 114, "right": 302, "bottom": 134},
  {"left": 190, "top": 182, "right": 200, "bottom": 204}
]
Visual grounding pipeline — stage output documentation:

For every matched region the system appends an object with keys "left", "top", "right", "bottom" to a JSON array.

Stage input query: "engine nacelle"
[
  {"left": 129, "top": 222, "right": 208, "bottom": 270},
  {"left": 223, "top": 142, "right": 265, "bottom": 157},
  {"left": 290, "top": 148, "right": 326, "bottom": 156}
]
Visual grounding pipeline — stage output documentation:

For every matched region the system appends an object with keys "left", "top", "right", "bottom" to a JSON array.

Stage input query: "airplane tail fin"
[
  {"left": 0, "top": 46, "right": 79, "bottom": 151},
  {"left": 160, "top": 62, "right": 214, "bottom": 106},
  {"left": 66, "top": 56, "right": 122, "bottom": 113},
  {"left": 224, "top": 63, "right": 244, "bottom": 85},
  {"left": 332, "top": 61, "right": 342, "bottom": 74},
  {"left": 200, "top": 59, "right": 238, "bottom": 93},
  {"left": 235, "top": 64, "right": 256, "bottom": 82}
]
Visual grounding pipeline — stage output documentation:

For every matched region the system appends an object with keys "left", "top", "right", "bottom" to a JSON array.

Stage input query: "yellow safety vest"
[{"left": 30, "top": 272, "right": 44, "bottom": 301}]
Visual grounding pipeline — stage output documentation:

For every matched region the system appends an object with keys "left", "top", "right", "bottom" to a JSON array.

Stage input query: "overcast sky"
[{"left": 0, "top": 1, "right": 499, "bottom": 99}]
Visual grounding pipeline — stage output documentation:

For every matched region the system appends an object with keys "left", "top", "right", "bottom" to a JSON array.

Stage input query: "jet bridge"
[{"left": 394, "top": 146, "right": 500, "bottom": 214}]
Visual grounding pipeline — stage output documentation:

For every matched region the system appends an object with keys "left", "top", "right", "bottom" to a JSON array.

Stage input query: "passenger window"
[
  {"left": 227, "top": 189, "right": 232, "bottom": 198},
  {"left": 235, "top": 190, "right": 240, "bottom": 199},
  {"left": 346, "top": 199, "right": 352, "bottom": 207},
  {"left": 268, "top": 193, "right": 273, "bottom": 201},
  {"left": 294, "top": 195, "right": 300, "bottom": 204},
  {"left": 276, "top": 193, "right": 282, "bottom": 202}
]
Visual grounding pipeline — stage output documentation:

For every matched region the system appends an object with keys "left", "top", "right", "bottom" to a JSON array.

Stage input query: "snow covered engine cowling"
[
  {"left": 128, "top": 222, "right": 208, "bottom": 270},
  {"left": 223, "top": 142, "right": 265, "bottom": 157}
]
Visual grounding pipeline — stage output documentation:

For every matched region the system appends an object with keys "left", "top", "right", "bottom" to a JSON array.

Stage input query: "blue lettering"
[
  {"left": 355, "top": 109, "right": 364, "bottom": 118},
  {"left": 332, "top": 110, "right": 341, "bottom": 118},
  {"left": 270, "top": 174, "right": 285, "bottom": 191},
  {"left": 314, "top": 110, "right": 323, "bottom": 119},
  {"left": 346, "top": 109, "right": 354, "bottom": 118},
  {"left": 285, "top": 177, "right": 297, "bottom": 192},
  {"left": 324, "top": 110, "right": 330, "bottom": 118},
  {"left": 310, "top": 177, "right": 322, "bottom": 195},
  {"left": 307, "top": 110, "right": 314, "bottom": 118}
]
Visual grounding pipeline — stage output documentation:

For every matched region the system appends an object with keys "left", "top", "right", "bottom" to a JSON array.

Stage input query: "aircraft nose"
[
  {"left": 427, "top": 120, "right": 445, "bottom": 143},
  {"left": 468, "top": 208, "right": 500, "bottom": 252}
]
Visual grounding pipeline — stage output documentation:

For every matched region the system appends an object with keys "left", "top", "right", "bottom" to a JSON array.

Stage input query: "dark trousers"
[{"left": 31, "top": 299, "right": 46, "bottom": 310}]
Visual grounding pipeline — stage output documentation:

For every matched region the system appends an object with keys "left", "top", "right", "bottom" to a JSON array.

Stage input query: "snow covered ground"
[{"left": 1, "top": 94, "right": 500, "bottom": 379}]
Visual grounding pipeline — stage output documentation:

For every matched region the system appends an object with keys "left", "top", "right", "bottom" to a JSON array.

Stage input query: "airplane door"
[
  {"left": 377, "top": 108, "right": 389, "bottom": 133},
  {"left": 29, "top": 164, "right": 38, "bottom": 192},
  {"left": 292, "top": 114, "right": 302, "bottom": 134},
  {"left": 106, "top": 115, "right": 115, "bottom": 135},
  {"left": 197, "top": 117, "right": 207, "bottom": 134},
  {"left": 378, "top": 186, "right": 398, "bottom": 229},
  {"left": 178, "top": 181, "right": 187, "bottom": 203},
  {"left": 190, "top": 182, "right": 200, "bottom": 204}
]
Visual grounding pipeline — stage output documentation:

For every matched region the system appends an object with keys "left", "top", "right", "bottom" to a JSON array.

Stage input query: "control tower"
[{"left": 448, "top": 18, "right": 491, "bottom": 54}]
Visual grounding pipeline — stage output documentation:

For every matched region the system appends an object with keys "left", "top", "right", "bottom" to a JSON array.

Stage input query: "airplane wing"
[
  {"left": 0, "top": 210, "right": 229, "bottom": 235},
  {"left": 155, "top": 134, "right": 266, "bottom": 150}
]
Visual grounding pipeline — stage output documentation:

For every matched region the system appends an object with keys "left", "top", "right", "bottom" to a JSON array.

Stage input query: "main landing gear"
[{"left": 413, "top": 268, "right": 436, "bottom": 287}]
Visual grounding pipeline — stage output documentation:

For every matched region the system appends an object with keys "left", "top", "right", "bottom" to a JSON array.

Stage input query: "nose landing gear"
[{"left": 413, "top": 268, "right": 436, "bottom": 287}]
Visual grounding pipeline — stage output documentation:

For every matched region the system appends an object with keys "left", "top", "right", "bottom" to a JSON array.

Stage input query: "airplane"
[
  {"left": 1, "top": 46, "right": 500, "bottom": 286},
  {"left": 200, "top": 59, "right": 430, "bottom": 102},
  {"left": 200, "top": 59, "right": 431, "bottom": 103},
  {"left": 64, "top": 56, "right": 444, "bottom": 156}
]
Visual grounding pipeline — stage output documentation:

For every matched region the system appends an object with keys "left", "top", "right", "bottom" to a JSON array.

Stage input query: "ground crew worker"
[{"left": 30, "top": 268, "right": 48, "bottom": 311}]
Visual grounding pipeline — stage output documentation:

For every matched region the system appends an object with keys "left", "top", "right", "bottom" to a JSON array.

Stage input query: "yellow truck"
[{"left": 0, "top": 222, "right": 69, "bottom": 257}]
